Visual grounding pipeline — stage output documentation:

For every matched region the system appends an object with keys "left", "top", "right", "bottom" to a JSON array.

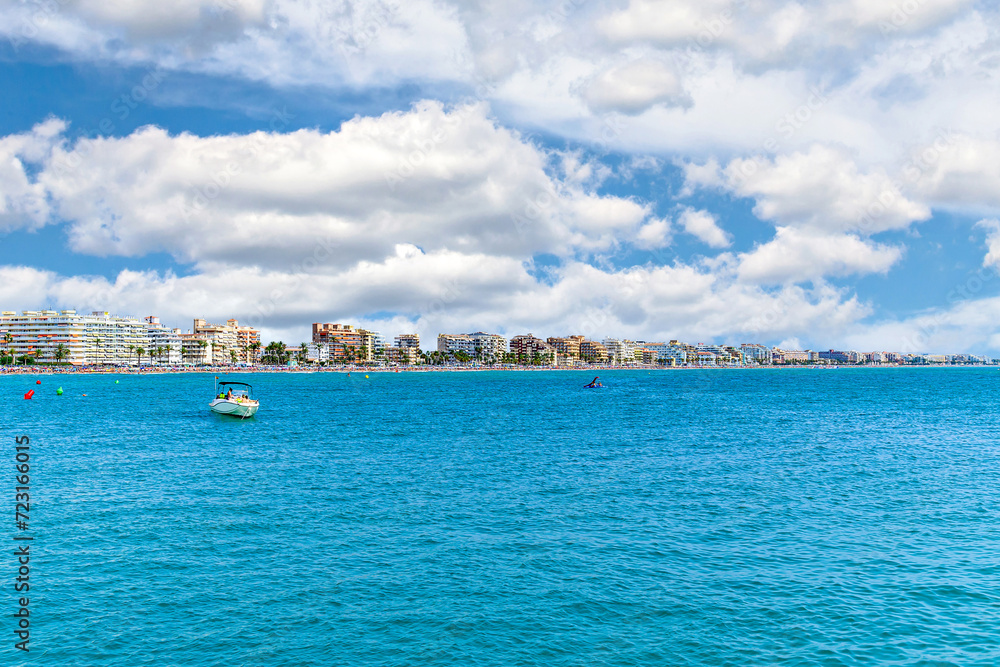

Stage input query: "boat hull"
[{"left": 209, "top": 398, "right": 259, "bottom": 417}]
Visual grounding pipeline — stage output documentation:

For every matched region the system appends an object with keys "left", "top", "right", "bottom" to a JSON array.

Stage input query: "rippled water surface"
[{"left": 4, "top": 368, "right": 1000, "bottom": 665}]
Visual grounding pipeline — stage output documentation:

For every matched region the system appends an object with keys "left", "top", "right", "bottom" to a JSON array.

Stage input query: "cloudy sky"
[{"left": 2, "top": 0, "right": 1000, "bottom": 353}]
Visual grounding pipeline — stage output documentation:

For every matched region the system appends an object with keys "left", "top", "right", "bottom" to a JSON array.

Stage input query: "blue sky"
[{"left": 2, "top": 0, "right": 1000, "bottom": 353}]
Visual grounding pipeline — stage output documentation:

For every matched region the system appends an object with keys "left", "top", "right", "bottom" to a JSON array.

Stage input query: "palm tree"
[
  {"left": 316, "top": 342, "right": 325, "bottom": 364},
  {"left": 230, "top": 349, "right": 238, "bottom": 364},
  {"left": 197, "top": 339, "right": 208, "bottom": 365},
  {"left": 54, "top": 343, "right": 69, "bottom": 363},
  {"left": 156, "top": 346, "right": 165, "bottom": 365},
  {"left": 128, "top": 344, "right": 136, "bottom": 366},
  {"left": 93, "top": 336, "right": 103, "bottom": 365},
  {"left": 249, "top": 341, "right": 261, "bottom": 365},
  {"left": 263, "top": 341, "right": 288, "bottom": 365},
  {"left": 299, "top": 342, "right": 309, "bottom": 363},
  {"left": 2, "top": 332, "right": 12, "bottom": 363},
  {"left": 136, "top": 346, "right": 145, "bottom": 367}
]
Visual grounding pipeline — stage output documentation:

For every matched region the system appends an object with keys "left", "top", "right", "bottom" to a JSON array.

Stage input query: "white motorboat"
[{"left": 209, "top": 380, "right": 259, "bottom": 418}]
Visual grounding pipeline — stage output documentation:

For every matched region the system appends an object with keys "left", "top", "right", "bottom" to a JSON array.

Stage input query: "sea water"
[{"left": 2, "top": 368, "right": 1000, "bottom": 665}]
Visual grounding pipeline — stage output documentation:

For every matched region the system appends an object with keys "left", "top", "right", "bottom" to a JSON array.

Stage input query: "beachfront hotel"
[
  {"left": 190, "top": 318, "right": 262, "bottom": 365},
  {"left": 144, "top": 316, "right": 183, "bottom": 365},
  {"left": 312, "top": 323, "right": 383, "bottom": 362},
  {"left": 0, "top": 310, "right": 149, "bottom": 365},
  {"left": 602, "top": 339, "right": 640, "bottom": 365},
  {"left": 437, "top": 332, "right": 508, "bottom": 360},
  {"left": 740, "top": 343, "right": 773, "bottom": 364},
  {"left": 394, "top": 334, "right": 420, "bottom": 350},
  {"left": 544, "top": 335, "right": 617, "bottom": 363},
  {"left": 641, "top": 342, "right": 687, "bottom": 366},
  {"left": 509, "top": 334, "right": 554, "bottom": 360},
  {"left": 379, "top": 333, "right": 420, "bottom": 365},
  {"left": 579, "top": 339, "right": 609, "bottom": 363}
]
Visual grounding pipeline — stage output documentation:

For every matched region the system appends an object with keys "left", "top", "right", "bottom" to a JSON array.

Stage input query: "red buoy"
[
  {"left": 35, "top": 380, "right": 41, "bottom": 384},
  {"left": 24, "top": 390, "right": 34, "bottom": 400}
]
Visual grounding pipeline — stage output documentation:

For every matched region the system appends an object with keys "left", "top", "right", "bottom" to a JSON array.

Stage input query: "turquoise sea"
[{"left": 3, "top": 367, "right": 1000, "bottom": 665}]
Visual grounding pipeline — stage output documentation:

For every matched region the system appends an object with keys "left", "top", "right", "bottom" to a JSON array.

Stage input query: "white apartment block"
[
  {"left": 468, "top": 332, "right": 507, "bottom": 359},
  {"left": 693, "top": 344, "right": 739, "bottom": 364},
  {"left": 438, "top": 332, "right": 507, "bottom": 359},
  {"left": 0, "top": 310, "right": 151, "bottom": 366},
  {"left": 144, "top": 316, "right": 183, "bottom": 365},
  {"left": 437, "top": 333, "right": 477, "bottom": 356},
  {"left": 395, "top": 334, "right": 420, "bottom": 350},
  {"left": 740, "top": 343, "right": 773, "bottom": 364},
  {"left": 644, "top": 342, "right": 687, "bottom": 366},
  {"left": 602, "top": 338, "right": 639, "bottom": 364},
  {"left": 304, "top": 342, "right": 335, "bottom": 363}
]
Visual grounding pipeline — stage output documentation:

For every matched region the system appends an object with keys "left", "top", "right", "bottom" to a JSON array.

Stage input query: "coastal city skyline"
[{"left": 1, "top": 307, "right": 992, "bottom": 367}]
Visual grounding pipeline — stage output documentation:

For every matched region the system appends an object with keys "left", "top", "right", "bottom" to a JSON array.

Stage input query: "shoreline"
[{"left": 1, "top": 363, "right": 994, "bottom": 376}]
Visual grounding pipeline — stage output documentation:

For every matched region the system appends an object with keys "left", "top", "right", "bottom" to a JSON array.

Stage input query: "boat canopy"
[{"left": 217, "top": 381, "right": 254, "bottom": 398}]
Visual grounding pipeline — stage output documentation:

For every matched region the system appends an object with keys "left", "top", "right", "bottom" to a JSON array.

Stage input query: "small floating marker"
[
  {"left": 35, "top": 380, "right": 41, "bottom": 385},
  {"left": 365, "top": 375, "right": 369, "bottom": 379},
  {"left": 56, "top": 387, "right": 64, "bottom": 395},
  {"left": 115, "top": 380, "right": 119, "bottom": 384},
  {"left": 24, "top": 390, "right": 34, "bottom": 400},
  {"left": 82, "top": 394, "right": 87, "bottom": 397}
]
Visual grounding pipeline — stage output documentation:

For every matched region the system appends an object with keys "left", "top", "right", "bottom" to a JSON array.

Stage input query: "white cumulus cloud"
[
  {"left": 736, "top": 227, "right": 902, "bottom": 284},
  {"left": 582, "top": 59, "right": 689, "bottom": 114},
  {"left": 679, "top": 207, "right": 730, "bottom": 248}
]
